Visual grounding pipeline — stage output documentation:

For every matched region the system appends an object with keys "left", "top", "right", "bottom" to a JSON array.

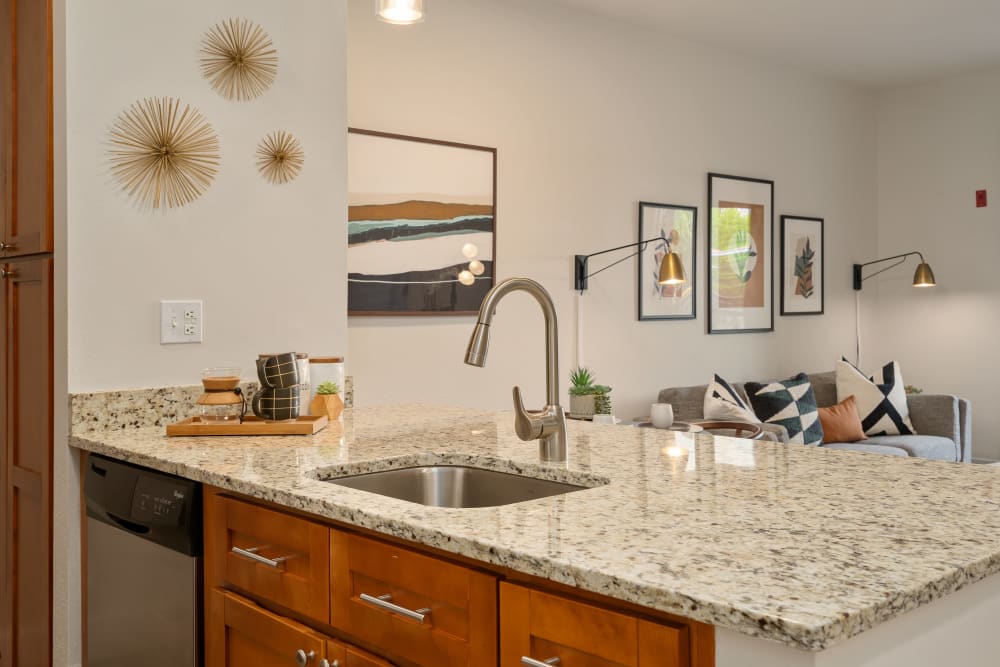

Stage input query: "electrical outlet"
[{"left": 161, "top": 300, "right": 203, "bottom": 344}]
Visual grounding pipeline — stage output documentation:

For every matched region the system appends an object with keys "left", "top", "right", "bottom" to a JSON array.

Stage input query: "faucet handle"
[{"left": 512, "top": 386, "right": 543, "bottom": 441}]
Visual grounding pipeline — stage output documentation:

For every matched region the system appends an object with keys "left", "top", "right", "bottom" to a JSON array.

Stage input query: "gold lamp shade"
[
  {"left": 912, "top": 261, "right": 936, "bottom": 287},
  {"left": 658, "top": 251, "right": 686, "bottom": 285}
]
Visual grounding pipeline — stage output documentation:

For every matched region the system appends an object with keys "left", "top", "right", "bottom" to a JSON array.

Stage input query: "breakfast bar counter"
[{"left": 70, "top": 402, "right": 1000, "bottom": 664}]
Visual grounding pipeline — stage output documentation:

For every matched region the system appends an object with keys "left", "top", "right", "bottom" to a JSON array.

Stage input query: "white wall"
[
  {"left": 67, "top": 0, "right": 348, "bottom": 392},
  {"left": 876, "top": 68, "right": 1000, "bottom": 461},
  {"left": 60, "top": 3, "right": 347, "bottom": 664},
  {"left": 346, "top": 0, "right": 878, "bottom": 420}
]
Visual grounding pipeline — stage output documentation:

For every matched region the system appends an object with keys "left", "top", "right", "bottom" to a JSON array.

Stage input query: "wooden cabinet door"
[
  {"left": 0, "top": 258, "right": 52, "bottom": 667},
  {"left": 325, "top": 638, "right": 395, "bottom": 667},
  {"left": 330, "top": 530, "right": 497, "bottom": 667},
  {"left": 207, "top": 588, "right": 327, "bottom": 667},
  {"left": 207, "top": 494, "right": 331, "bottom": 623},
  {"left": 500, "top": 583, "right": 690, "bottom": 667},
  {"left": 0, "top": 0, "right": 52, "bottom": 258}
]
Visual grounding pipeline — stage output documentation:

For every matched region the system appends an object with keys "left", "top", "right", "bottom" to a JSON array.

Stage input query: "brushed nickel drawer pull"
[
  {"left": 294, "top": 649, "right": 315, "bottom": 666},
  {"left": 0, "top": 268, "right": 15, "bottom": 279},
  {"left": 319, "top": 660, "right": 339, "bottom": 667},
  {"left": 231, "top": 545, "right": 289, "bottom": 568},
  {"left": 359, "top": 593, "right": 431, "bottom": 623},
  {"left": 0, "top": 241, "right": 14, "bottom": 252},
  {"left": 521, "top": 658, "right": 561, "bottom": 667}
]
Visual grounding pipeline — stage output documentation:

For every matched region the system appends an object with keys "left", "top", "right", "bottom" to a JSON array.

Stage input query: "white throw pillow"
[
  {"left": 704, "top": 374, "right": 759, "bottom": 422},
  {"left": 835, "top": 359, "right": 915, "bottom": 436}
]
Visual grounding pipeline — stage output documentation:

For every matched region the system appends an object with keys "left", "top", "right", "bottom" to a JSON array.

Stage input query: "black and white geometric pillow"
[
  {"left": 835, "top": 358, "right": 915, "bottom": 436},
  {"left": 703, "top": 374, "right": 758, "bottom": 422},
  {"left": 744, "top": 373, "right": 824, "bottom": 445}
]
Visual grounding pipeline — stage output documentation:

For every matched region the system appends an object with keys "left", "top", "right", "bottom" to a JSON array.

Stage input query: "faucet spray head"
[{"left": 464, "top": 322, "right": 490, "bottom": 367}]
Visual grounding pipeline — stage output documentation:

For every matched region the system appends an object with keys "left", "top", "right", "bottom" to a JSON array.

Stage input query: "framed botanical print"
[
  {"left": 780, "top": 215, "right": 824, "bottom": 315},
  {"left": 707, "top": 173, "right": 774, "bottom": 334},
  {"left": 347, "top": 128, "right": 497, "bottom": 315},
  {"left": 638, "top": 201, "right": 697, "bottom": 320}
]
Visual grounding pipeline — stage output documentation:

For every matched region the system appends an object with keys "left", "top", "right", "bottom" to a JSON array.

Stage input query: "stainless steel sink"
[{"left": 324, "top": 465, "right": 590, "bottom": 508}]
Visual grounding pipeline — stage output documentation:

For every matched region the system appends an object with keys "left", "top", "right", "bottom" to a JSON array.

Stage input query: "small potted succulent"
[
  {"left": 592, "top": 385, "right": 612, "bottom": 416},
  {"left": 310, "top": 380, "right": 344, "bottom": 420},
  {"left": 568, "top": 367, "right": 612, "bottom": 419}
]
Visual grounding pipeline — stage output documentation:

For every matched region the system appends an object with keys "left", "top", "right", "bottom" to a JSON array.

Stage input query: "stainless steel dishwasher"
[{"left": 85, "top": 453, "right": 203, "bottom": 667}]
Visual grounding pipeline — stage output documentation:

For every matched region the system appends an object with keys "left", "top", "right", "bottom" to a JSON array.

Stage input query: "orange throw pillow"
[{"left": 818, "top": 395, "right": 866, "bottom": 444}]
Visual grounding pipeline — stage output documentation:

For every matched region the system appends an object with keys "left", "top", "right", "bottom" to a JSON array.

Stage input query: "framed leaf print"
[
  {"left": 638, "top": 202, "right": 697, "bottom": 320},
  {"left": 707, "top": 173, "right": 774, "bottom": 333},
  {"left": 780, "top": 215, "right": 824, "bottom": 315}
]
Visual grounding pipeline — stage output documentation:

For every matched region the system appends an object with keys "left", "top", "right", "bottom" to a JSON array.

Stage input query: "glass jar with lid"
[{"left": 308, "top": 356, "right": 345, "bottom": 409}]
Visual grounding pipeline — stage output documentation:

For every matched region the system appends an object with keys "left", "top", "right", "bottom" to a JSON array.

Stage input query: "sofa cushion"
[
  {"left": 818, "top": 395, "right": 866, "bottom": 443},
  {"left": 861, "top": 435, "right": 958, "bottom": 462},
  {"left": 836, "top": 359, "right": 916, "bottom": 436},
  {"left": 744, "top": 373, "right": 824, "bottom": 446},
  {"left": 704, "top": 374, "right": 758, "bottom": 422},
  {"left": 806, "top": 371, "right": 837, "bottom": 408},
  {"left": 658, "top": 384, "right": 710, "bottom": 422},
  {"left": 822, "top": 442, "right": 909, "bottom": 457}
]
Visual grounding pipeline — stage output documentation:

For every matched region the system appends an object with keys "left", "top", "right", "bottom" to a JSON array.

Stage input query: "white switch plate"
[{"left": 160, "top": 300, "right": 203, "bottom": 344}]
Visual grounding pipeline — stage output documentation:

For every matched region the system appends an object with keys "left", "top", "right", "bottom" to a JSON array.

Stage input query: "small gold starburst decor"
[
  {"left": 256, "top": 130, "right": 305, "bottom": 184},
  {"left": 200, "top": 18, "right": 278, "bottom": 101},
  {"left": 108, "top": 97, "right": 221, "bottom": 210}
]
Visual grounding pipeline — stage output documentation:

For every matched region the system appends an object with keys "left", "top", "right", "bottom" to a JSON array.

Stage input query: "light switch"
[{"left": 160, "top": 300, "right": 203, "bottom": 344}]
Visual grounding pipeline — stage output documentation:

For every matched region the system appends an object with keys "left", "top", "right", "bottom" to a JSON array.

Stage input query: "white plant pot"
[{"left": 569, "top": 394, "right": 596, "bottom": 418}]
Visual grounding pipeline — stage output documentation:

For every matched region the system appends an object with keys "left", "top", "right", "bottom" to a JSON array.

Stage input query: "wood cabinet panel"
[
  {"left": 208, "top": 588, "right": 326, "bottom": 667},
  {"left": 3, "top": 0, "right": 51, "bottom": 257},
  {"left": 500, "top": 582, "right": 688, "bottom": 667},
  {"left": 208, "top": 495, "right": 330, "bottom": 623},
  {"left": 330, "top": 529, "right": 497, "bottom": 667},
  {"left": 1, "top": 258, "right": 52, "bottom": 667},
  {"left": 326, "top": 638, "right": 395, "bottom": 667}
]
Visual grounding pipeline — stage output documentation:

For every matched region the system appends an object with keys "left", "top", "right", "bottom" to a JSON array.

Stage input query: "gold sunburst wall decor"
[
  {"left": 256, "top": 130, "right": 305, "bottom": 184},
  {"left": 200, "top": 18, "right": 278, "bottom": 101},
  {"left": 108, "top": 97, "right": 221, "bottom": 210}
]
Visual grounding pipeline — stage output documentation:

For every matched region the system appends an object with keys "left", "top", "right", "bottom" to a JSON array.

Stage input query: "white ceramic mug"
[
  {"left": 650, "top": 403, "right": 674, "bottom": 429},
  {"left": 592, "top": 414, "right": 617, "bottom": 425}
]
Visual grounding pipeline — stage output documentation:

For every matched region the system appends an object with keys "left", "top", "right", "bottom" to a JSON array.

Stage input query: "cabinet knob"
[
  {"left": 295, "top": 649, "right": 315, "bottom": 667},
  {"left": 319, "top": 660, "right": 339, "bottom": 667},
  {"left": 0, "top": 268, "right": 15, "bottom": 279},
  {"left": 0, "top": 241, "right": 14, "bottom": 252}
]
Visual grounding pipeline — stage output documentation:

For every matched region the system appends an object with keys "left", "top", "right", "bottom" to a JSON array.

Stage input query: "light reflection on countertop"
[{"left": 70, "top": 402, "right": 1000, "bottom": 651}]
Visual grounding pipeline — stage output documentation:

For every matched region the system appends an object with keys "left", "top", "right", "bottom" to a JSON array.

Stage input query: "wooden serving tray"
[{"left": 166, "top": 415, "right": 328, "bottom": 436}]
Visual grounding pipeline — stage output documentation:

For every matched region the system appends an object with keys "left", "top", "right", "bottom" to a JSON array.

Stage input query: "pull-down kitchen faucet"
[{"left": 464, "top": 278, "right": 567, "bottom": 463}]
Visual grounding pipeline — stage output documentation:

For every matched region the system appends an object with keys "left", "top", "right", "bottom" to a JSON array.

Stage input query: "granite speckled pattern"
[
  {"left": 71, "top": 376, "right": 354, "bottom": 430},
  {"left": 70, "top": 402, "right": 1000, "bottom": 651}
]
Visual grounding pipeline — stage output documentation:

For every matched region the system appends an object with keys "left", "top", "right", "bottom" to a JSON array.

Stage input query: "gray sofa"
[{"left": 658, "top": 371, "right": 971, "bottom": 462}]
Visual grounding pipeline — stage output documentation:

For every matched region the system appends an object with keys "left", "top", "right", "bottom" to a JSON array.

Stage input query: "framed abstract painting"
[
  {"left": 707, "top": 173, "right": 774, "bottom": 334},
  {"left": 347, "top": 128, "right": 496, "bottom": 315},
  {"left": 637, "top": 201, "right": 697, "bottom": 321},
  {"left": 780, "top": 215, "right": 824, "bottom": 315}
]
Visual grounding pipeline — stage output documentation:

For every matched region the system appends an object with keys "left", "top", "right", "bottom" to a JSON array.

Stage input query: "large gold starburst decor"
[
  {"left": 200, "top": 18, "right": 278, "bottom": 101},
  {"left": 108, "top": 97, "right": 221, "bottom": 210},
  {"left": 256, "top": 131, "right": 304, "bottom": 184}
]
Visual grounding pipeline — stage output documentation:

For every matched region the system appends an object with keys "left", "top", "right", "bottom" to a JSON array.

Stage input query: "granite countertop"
[{"left": 70, "top": 403, "right": 1000, "bottom": 651}]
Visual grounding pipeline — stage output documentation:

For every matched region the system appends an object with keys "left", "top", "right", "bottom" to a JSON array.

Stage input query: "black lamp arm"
[
  {"left": 575, "top": 237, "right": 670, "bottom": 292},
  {"left": 852, "top": 251, "right": 926, "bottom": 290}
]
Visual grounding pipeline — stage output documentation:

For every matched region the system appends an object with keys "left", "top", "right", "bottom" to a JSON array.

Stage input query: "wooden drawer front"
[
  {"left": 208, "top": 589, "right": 326, "bottom": 667},
  {"left": 499, "top": 583, "right": 689, "bottom": 667},
  {"left": 213, "top": 496, "right": 330, "bottom": 622},
  {"left": 331, "top": 530, "right": 497, "bottom": 667},
  {"left": 326, "top": 638, "right": 395, "bottom": 667}
]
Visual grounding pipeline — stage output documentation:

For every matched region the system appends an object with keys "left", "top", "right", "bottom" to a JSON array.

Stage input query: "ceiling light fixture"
[{"left": 377, "top": 0, "right": 426, "bottom": 25}]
